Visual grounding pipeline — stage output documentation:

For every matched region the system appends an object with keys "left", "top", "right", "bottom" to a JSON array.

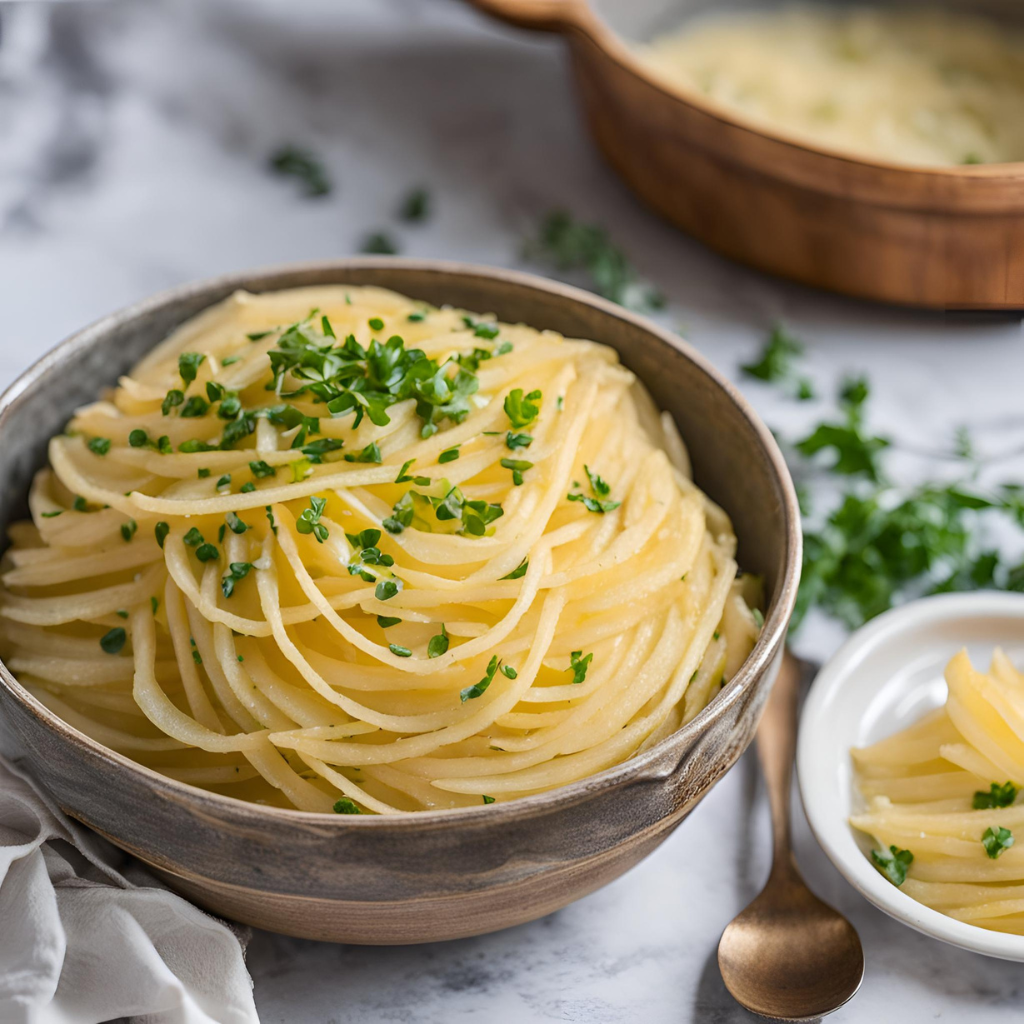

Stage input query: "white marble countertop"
[{"left": 2, "top": 1, "right": 1023, "bottom": 1021}]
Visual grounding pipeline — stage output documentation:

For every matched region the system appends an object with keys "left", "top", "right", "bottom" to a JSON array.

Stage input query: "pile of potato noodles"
[
  {"left": 0, "top": 286, "right": 759, "bottom": 814},
  {"left": 641, "top": 6, "right": 1024, "bottom": 166},
  {"left": 852, "top": 649, "right": 1024, "bottom": 933}
]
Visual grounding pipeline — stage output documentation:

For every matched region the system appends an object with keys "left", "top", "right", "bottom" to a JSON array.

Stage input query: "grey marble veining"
[{"left": 1, "top": 1, "right": 1023, "bottom": 1021}]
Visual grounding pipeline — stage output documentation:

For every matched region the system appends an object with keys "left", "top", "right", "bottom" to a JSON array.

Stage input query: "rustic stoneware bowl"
[
  {"left": 468, "top": 0, "right": 1024, "bottom": 309},
  {"left": 0, "top": 260, "right": 800, "bottom": 944}
]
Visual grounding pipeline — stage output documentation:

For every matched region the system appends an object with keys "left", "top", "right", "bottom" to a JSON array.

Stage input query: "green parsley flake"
[
  {"left": 500, "top": 558, "right": 529, "bottom": 580},
  {"left": 461, "top": 656, "right": 501, "bottom": 702},
  {"left": 268, "top": 144, "right": 331, "bottom": 197},
  {"left": 221, "top": 562, "right": 253, "bottom": 598},
  {"left": 333, "top": 798, "right": 362, "bottom": 814},
  {"left": 377, "top": 615, "right": 402, "bottom": 629},
  {"left": 87, "top": 437, "right": 111, "bottom": 456},
  {"left": 100, "top": 627, "right": 127, "bottom": 655},
  {"left": 482, "top": 795, "right": 496, "bottom": 805},
  {"left": 982, "top": 826, "right": 1015, "bottom": 859},
  {"left": 428, "top": 624, "right": 449, "bottom": 659},
  {"left": 973, "top": 782, "right": 1018, "bottom": 809},
  {"left": 120, "top": 519, "right": 137, "bottom": 542},
  {"left": 399, "top": 187, "right": 430, "bottom": 222},
  {"left": 389, "top": 643, "right": 412, "bottom": 658},
  {"left": 195, "top": 543, "right": 219, "bottom": 562},
  {"left": 155, "top": 522, "right": 170, "bottom": 548},
  {"left": 568, "top": 650, "right": 592, "bottom": 684},
  {"left": 501, "top": 457, "right": 532, "bottom": 486},
  {"left": 178, "top": 352, "right": 206, "bottom": 385},
  {"left": 505, "top": 432, "right": 532, "bottom": 450},
  {"left": 296, "top": 496, "right": 329, "bottom": 543},
  {"left": 439, "top": 446, "right": 461, "bottom": 464},
  {"left": 871, "top": 845, "right": 913, "bottom": 886},
  {"left": 504, "top": 388, "right": 541, "bottom": 429}
]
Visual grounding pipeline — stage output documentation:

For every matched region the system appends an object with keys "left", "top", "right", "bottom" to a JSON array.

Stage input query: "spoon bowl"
[
  {"left": 718, "top": 651, "right": 864, "bottom": 1020},
  {"left": 719, "top": 861, "right": 864, "bottom": 1020}
]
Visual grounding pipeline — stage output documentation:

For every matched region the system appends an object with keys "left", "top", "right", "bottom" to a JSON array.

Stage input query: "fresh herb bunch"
[
  {"left": 745, "top": 330, "right": 1024, "bottom": 631},
  {"left": 523, "top": 210, "right": 664, "bottom": 312}
]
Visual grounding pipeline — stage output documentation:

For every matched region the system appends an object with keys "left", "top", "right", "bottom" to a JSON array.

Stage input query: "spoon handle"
[{"left": 756, "top": 648, "right": 801, "bottom": 869}]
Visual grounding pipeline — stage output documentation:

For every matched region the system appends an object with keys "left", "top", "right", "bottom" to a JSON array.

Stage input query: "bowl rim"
[
  {"left": 797, "top": 591, "right": 1024, "bottom": 962},
  {"left": 522, "top": 0, "right": 1024, "bottom": 184},
  {"left": 0, "top": 257, "right": 801, "bottom": 829}
]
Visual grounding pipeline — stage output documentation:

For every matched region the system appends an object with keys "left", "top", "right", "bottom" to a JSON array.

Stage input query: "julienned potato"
[{"left": 0, "top": 285, "right": 759, "bottom": 813}]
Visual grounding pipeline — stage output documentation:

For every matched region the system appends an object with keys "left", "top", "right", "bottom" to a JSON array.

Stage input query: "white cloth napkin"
[{"left": 0, "top": 754, "right": 259, "bottom": 1024}]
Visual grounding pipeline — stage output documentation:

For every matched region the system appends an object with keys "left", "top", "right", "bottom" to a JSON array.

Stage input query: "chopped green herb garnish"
[
  {"left": 501, "top": 457, "right": 532, "bottom": 486},
  {"left": 461, "top": 655, "right": 501, "bottom": 702},
  {"left": 500, "top": 558, "right": 529, "bottom": 580},
  {"left": 343, "top": 441, "right": 381, "bottom": 464},
  {"left": 482, "top": 795, "right": 496, "bottom": 805},
  {"left": 178, "top": 352, "right": 206, "bottom": 385},
  {"left": 399, "top": 187, "right": 430, "bottom": 222},
  {"left": 504, "top": 388, "right": 541, "bottom": 429},
  {"left": 296, "top": 495, "right": 329, "bottom": 542},
  {"left": 333, "top": 797, "right": 362, "bottom": 814},
  {"left": 195, "top": 543, "right": 219, "bottom": 562},
  {"left": 265, "top": 506, "right": 277, "bottom": 534},
  {"left": 982, "top": 826, "right": 1014, "bottom": 859},
  {"left": 368, "top": 317, "right": 385, "bottom": 332},
  {"left": 501, "top": 664, "right": 517, "bottom": 679},
  {"left": 568, "top": 650, "right": 592, "bottom": 684},
  {"left": 346, "top": 528, "right": 382, "bottom": 549},
  {"left": 973, "top": 782, "right": 1018, "bottom": 809},
  {"left": 361, "top": 231, "right": 399, "bottom": 255},
  {"left": 427, "top": 624, "right": 449, "bottom": 659},
  {"left": 41, "top": 510, "right": 63, "bottom": 518},
  {"left": 87, "top": 437, "right": 111, "bottom": 456},
  {"left": 407, "top": 310, "right": 427, "bottom": 323},
  {"left": 225, "top": 512, "right": 249, "bottom": 535},
  {"left": 395, "top": 459, "right": 430, "bottom": 485},
  {"left": 248, "top": 460, "right": 275, "bottom": 479},
  {"left": 184, "top": 527, "right": 204, "bottom": 546},
  {"left": 116, "top": 609, "right": 129, "bottom": 619},
  {"left": 584, "top": 465, "right": 610, "bottom": 496},
  {"left": 871, "top": 845, "right": 913, "bottom": 885},
  {"left": 221, "top": 562, "right": 253, "bottom": 598},
  {"left": 151, "top": 596, "right": 159, "bottom": 615},
  {"left": 439, "top": 446, "right": 461, "bottom": 464},
  {"left": 505, "top": 432, "right": 532, "bottom": 450},
  {"left": 100, "top": 627, "right": 127, "bottom": 655},
  {"left": 120, "top": 519, "right": 137, "bottom": 542},
  {"left": 523, "top": 210, "right": 663, "bottom": 311},
  {"left": 376, "top": 615, "right": 402, "bottom": 629},
  {"left": 155, "top": 522, "right": 170, "bottom": 548},
  {"left": 567, "top": 492, "right": 620, "bottom": 514},
  {"left": 389, "top": 643, "right": 412, "bottom": 658},
  {"left": 268, "top": 144, "right": 331, "bottom": 197},
  {"left": 247, "top": 330, "right": 273, "bottom": 342},
  {"left": 161, "top": 389, "right": 184, "bottom": 416},
  {"left": 741, "top": 326, "right": 803, "bottom": 384},
  {"left": 221, "top": 355, "right": 241, "bottom": 366},
  {"left": 375, "top": 579, "right": 401, "bottom": 601}
]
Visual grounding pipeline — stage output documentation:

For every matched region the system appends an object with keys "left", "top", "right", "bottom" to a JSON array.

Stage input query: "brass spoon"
[{"left": 718, "top": 650, "right": 864, "bottom": 1021}]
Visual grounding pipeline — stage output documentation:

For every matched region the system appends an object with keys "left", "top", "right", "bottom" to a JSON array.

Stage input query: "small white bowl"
[{"left": 797, "top": 592, "right": 1024, "bottom": 962}]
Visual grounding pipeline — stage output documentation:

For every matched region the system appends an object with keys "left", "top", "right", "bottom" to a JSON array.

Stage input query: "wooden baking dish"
[{"left": 468, "top": 0, "right": 1024, "bottom": 309}]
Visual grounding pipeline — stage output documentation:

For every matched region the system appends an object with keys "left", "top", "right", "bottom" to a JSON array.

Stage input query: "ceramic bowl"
[
  {"left": 798, "top": 592, "right": 1024, "bottom": 962},
  {"left": 467, "top": 0, "right": 1024, "bottom": 309},
  {"left": 0, "top": 259, "right": 800, "bottom": 943}
]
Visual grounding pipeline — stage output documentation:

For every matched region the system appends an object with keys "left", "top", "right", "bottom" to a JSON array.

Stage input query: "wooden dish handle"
[{"left": 466, "top": 0, "right": 586, "bottom": 33}]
